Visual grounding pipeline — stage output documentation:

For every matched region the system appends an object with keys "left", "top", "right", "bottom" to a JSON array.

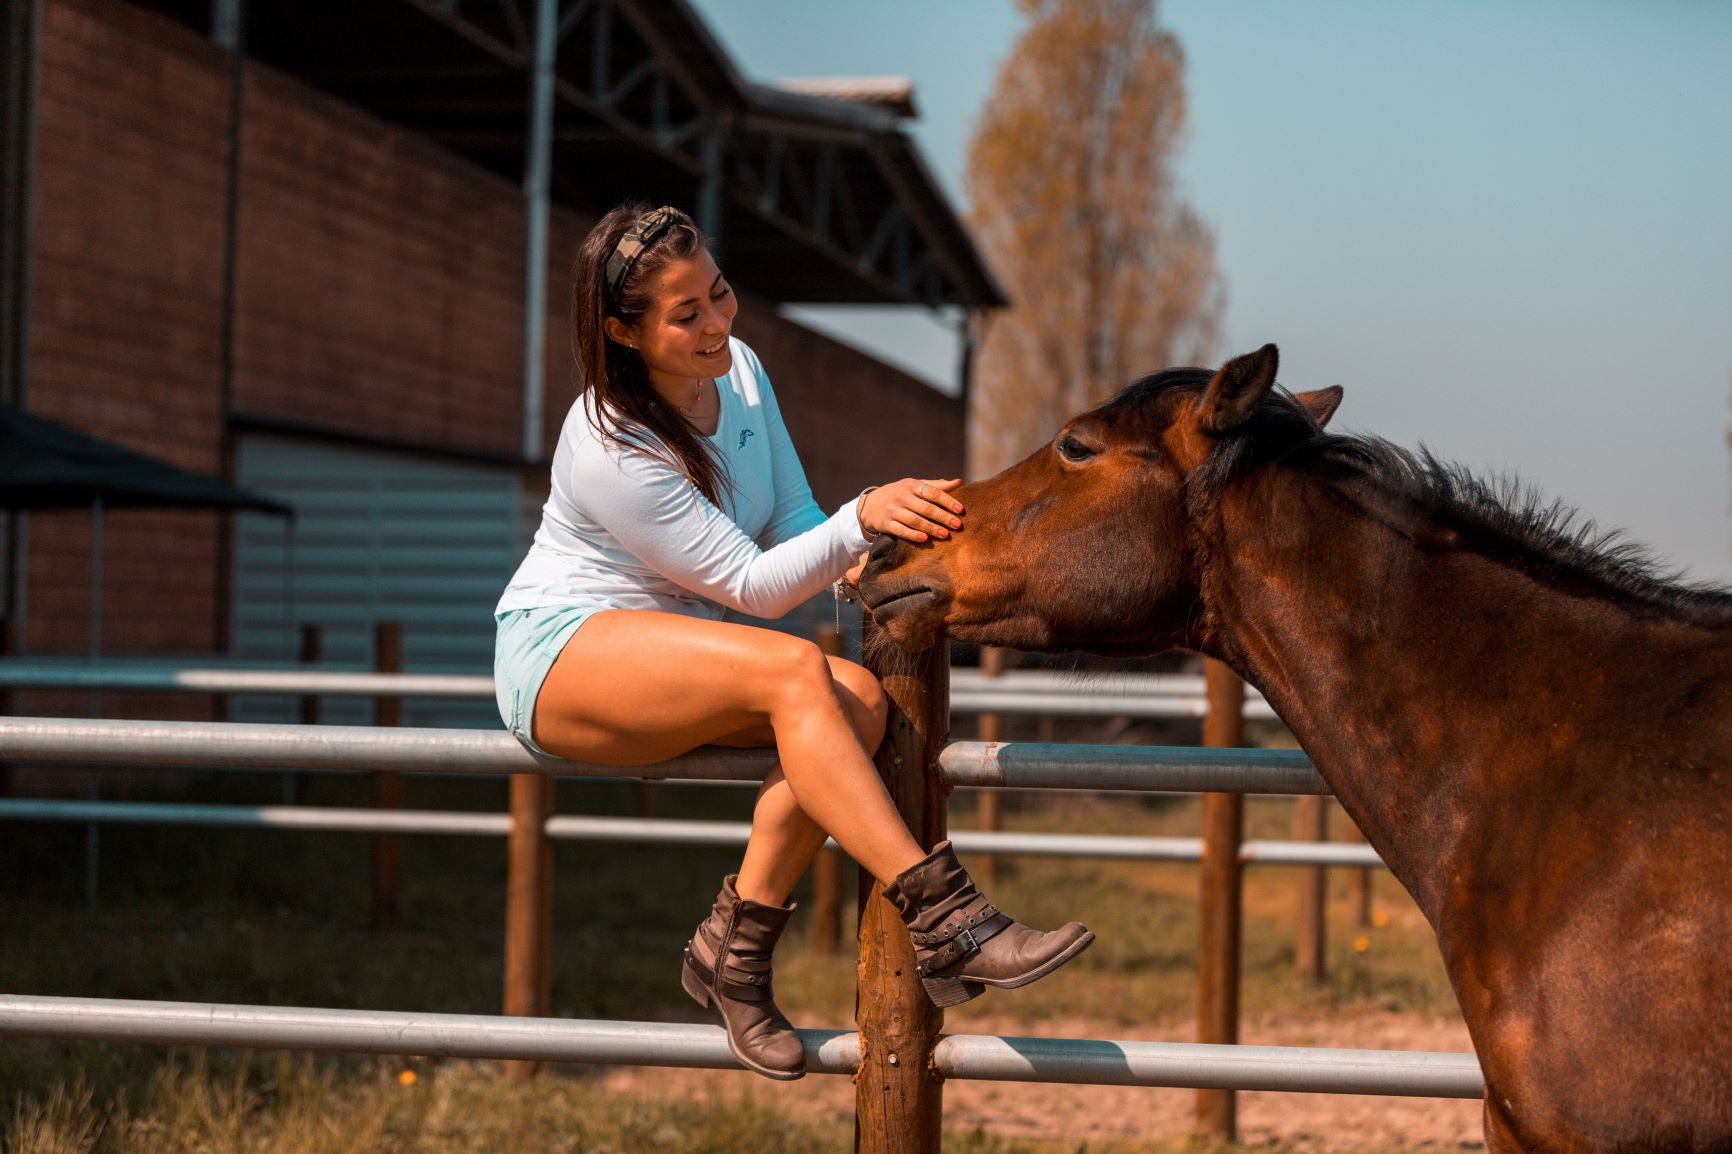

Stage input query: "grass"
[
  {"left": 0, "top": 761, "right": 1463, "bottom": 1151},
  {"left": 1, "top": 1051, "right": 1451, "bottom": 1154}
]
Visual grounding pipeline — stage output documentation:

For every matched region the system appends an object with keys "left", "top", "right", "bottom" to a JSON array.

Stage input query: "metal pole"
[
  {"left": 0, "top": 661, "right": 1291, "bottom": 716},
  {"left": 0, "top": 0, "right": 38, "bottom": 680},
  {"left": 0, "top": 719, "right": 1329, "bottom": 792},
  {"left": 948, "top": 689, "right": 1279, "bottom": 719},
  {"left": 0, "top": 994, "right": 1486, "bottom": 1096},
  {"left": 0, "top": 663, "right": 500, "bottom": 697},
  {"left": 84, "top": 496, "right": 102, "bottom": 910},
  {"left": 0, "top": 0, "right": 39, "bottom": 411},
  {"left": 520, "top": 0, "right": 555, "bottom": 463},
  {"left": 855, "top": 619, "right": 947, "bottom": 1154},
  {"left": 0, "top": 0, "right": 38, "bottom": 685},
  {"left": 937, "top": 741, "right": 1323, "bottom": 794},
  {"left": 0, "top": 799, "right": 1388, "bottom": 867},
  {"left": 1196, "top": 659, "right": 1245, "bottom": 1141},
  {"left": 0, "top": 717, "right": 776, "bottom": 779},
  {"left": 369, "top": 621, "right": 403, "bottom": 931},
  {"left": 210, "top": 0, "right": 244, "bottom": 663},
  {"left": 697, "top": 125, "right": 724, "bottom": 247},
  {"left": 210, "top": 0, "right": 240, "bottom": 48},
  {"left": 955, "top": 308, "right": 976, "bottom": 410},
  {"left": 1295, "top": 795, "right": 1329, "bottom": 982}
]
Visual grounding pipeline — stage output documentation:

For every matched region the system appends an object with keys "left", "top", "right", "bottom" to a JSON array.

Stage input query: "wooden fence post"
[
  {"left": 1295, "top": 794, "right": 1328, "bottom": 982},
  {"left": 287, "top": 623, "right": 321, "bottom": 805},
  {"left": 369, "top": 621, "right": 404, "bottom": 932},
  {"left": 1196, "top": 658, "right": 1245, "bottom": 1141},
  {"left": 298, "top": 624, "right": 322, "bottom": 725},
  {"left": 809, "top": 625, "right": 847, "bottom": 957},
  {"left": 1352, "top": 822, "right": 1375, "bottom": 927},
  {"left": 503, "top": 768, "right": 555, "bottom": 1081},
  {"left": 0, "top": 616, "right": 13, "bottom": 798},
  {"left": 855, "top": 620, "right": 948, "bottom": 1154}
]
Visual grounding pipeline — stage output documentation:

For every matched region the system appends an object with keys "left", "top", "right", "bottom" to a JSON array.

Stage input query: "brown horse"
[{"left": 861, "top": 345, "right": 1732, "bottom": 1154}]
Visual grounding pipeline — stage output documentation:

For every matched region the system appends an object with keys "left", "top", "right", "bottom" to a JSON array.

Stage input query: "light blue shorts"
[{"left": 493, "top": 604, "right": 604, "bottom": 757}]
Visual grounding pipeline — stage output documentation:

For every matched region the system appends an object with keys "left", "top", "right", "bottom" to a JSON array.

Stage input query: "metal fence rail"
[
  {"left": 0, "top": 660, "right": 494, "bottom": 698},
  {"left": 0, "top": 660, "right": 1266, "bottom": 703},
  {"left": 0, "top": 717, "right": 769, "bottom": 781},
  {"left": 937, "top": 740, "right": 1324, "bottom": 794},
  {"left": 0, "top": 995, "right": 1481, "bottom": 1098},
  {"left": 949, "top": 690, "right": 1279, "bottom": 719},
  {"left": 0, "top": 719, "right": 1326, "bottom": 793},
  {"left": 0, "top": 799, "right": 1386, "bottom": 867},
  {"left": 0, "top": 659, "right": 1280, "bottom": 719}
]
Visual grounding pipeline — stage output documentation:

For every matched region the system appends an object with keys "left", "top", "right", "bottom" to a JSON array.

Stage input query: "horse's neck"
[{"left": 1201, "top": 473, "right": 1684, "bottom": 920}]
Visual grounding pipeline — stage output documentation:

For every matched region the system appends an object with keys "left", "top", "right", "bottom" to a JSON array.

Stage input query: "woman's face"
[{"left": 609, "top": 247, "right": 739, "bottom": 394}]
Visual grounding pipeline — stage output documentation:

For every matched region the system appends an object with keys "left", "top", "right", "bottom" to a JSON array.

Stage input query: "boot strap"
[
  {"left": 912, "top": 901, "right": 1011, "bottom": 974},
  {"left": 684, "top": 946, "right": 773, "bottom": 1003}
]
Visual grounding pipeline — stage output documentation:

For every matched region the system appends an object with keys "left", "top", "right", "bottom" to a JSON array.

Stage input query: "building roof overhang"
[{"left": 137, "top": 0, "right": 1006, "bottom": 310}]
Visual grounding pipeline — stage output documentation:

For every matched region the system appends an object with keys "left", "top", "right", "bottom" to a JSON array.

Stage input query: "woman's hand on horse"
[{"left": 861, "top": 478, "right": 965, "bottom": 543}]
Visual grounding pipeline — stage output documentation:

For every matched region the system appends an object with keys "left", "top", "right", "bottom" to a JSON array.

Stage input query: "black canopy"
[{"left": 0, "top": 405, "right": 292, "bottom": 516}]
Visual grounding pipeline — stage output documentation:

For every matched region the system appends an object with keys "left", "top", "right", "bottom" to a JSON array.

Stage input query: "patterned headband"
[{"left": 603, "top": 206, "right": 690, "bottom": 305}]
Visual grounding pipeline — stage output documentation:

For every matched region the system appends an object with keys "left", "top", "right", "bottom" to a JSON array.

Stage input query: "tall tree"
[{"left": 966, "top": 0, "right": 1223, "bottom": 477}]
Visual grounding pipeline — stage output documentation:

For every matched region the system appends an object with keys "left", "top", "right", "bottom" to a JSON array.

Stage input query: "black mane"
[
  {"left": 1108, "top": 369, "right": 1732, "bottom": 628},
  {"left": 1303, "top": 432, "right": 1732, "bottom": 627}
]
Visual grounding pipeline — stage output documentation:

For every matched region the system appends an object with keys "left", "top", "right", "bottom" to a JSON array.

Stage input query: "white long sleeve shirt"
[{"left": 496, "top": 337, "right": 870, "bottom": 622}]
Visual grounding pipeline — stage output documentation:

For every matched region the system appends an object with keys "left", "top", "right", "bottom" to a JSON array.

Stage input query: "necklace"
[{"left": 677, "top": 379, "right": 706, "bottom": 417}]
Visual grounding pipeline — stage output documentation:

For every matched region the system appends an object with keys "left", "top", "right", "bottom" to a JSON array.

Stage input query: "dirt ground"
[{"left": 596, "top": 1009, "right": 1483, "bottom": 1149}]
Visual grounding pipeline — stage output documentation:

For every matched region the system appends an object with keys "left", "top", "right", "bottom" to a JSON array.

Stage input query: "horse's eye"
[{"left": 1057, "top": 435, "right": 1096, "bottom": 463}]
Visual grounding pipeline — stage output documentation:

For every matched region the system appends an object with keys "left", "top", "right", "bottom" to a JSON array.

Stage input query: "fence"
[
  {"left": 0, "top": 648, "right": 1373, "bottom": 966},
  {"left": 0, "top": 634, "right": 1478, "bottom": 1152}
]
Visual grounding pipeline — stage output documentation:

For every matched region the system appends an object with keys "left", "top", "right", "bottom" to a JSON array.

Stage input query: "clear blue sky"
[{"left": 692, "top": 1, "right": 1732, "bottom": 582}]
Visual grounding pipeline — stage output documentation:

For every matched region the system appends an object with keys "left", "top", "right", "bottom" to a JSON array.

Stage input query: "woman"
[{"left": 494, "top": 203, "right": 1092, "bottom": 1080}]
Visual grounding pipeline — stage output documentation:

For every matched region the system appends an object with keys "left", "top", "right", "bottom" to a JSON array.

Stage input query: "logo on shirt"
[{"left": 737, "top": 429, "right": 755, "bottom": 450}]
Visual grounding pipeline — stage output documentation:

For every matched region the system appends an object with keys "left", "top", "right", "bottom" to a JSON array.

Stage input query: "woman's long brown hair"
[{"left": 571, "top": 203, "right": 730, "bottom": 507}]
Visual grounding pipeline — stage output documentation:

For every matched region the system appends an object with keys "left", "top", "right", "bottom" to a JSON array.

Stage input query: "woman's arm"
[
  {"left": 757, "top": 370, "right": 829, "bottom": 548},
  {"left": 571, "top": 438, "right": 868, "bottom": 620}
]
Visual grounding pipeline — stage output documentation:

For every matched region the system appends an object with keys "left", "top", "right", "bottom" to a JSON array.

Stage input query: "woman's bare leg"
[
  {"left": 716, "top": 657, "right": 888, "bottom": 903},
  {"left": 531, "top": 610, "right": 920, "bottom": 886}
]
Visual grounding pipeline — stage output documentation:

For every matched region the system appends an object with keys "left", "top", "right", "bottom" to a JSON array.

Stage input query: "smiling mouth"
[{"left": 697, "top": 337, "right": 728, "bottom": 356}]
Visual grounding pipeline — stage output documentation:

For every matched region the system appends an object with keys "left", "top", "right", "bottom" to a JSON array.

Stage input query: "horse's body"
[{"left": 861, "top": 346, "right": 1732, "bottom": 1153}]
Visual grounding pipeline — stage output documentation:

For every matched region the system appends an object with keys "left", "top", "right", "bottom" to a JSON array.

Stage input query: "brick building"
[{"left": 0, "top": 0, "right": 1003, "bottom": 729}]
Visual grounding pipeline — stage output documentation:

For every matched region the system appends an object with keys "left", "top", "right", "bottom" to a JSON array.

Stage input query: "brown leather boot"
[
  {"left": 883, "top": 840, "right": 1095, "bottom": 1009},
  {"left": 680, "top": 875, "right": 806, "bottom": 1080}
]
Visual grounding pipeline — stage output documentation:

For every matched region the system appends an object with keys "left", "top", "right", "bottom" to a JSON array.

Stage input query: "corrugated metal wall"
[{"left": 231, "top": 433, "right": 523, "bottom": 728}]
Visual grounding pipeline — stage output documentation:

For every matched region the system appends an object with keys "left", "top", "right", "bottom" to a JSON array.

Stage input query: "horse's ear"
[
  {"left": 1294, "top": 385, "right": 1344, "bottom": 428},
  {"left": 1197, "top": 343, "right": 1279, "bottom": 435}
]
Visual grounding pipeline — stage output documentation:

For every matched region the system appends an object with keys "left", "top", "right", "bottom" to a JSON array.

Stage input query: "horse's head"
[{"left": 860, "top": 344, "right": 1343, "bottom": 655}]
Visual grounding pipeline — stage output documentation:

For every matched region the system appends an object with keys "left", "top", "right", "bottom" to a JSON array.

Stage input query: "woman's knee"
[
  {"left": 760, "top": 636, "right": 836, "bottom": 711},
  {"left": 828, "top": 658, "right": 889, "bottom": 750}
]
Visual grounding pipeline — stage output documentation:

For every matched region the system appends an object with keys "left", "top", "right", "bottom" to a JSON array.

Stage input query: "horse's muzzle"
[{"left": 859, "top": 537, "right": 951, "bottom": 651}]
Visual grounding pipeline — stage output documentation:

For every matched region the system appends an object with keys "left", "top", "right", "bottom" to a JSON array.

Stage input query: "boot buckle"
[{"left": 954, "top": 927, "right": 980, "bottom": 957}]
